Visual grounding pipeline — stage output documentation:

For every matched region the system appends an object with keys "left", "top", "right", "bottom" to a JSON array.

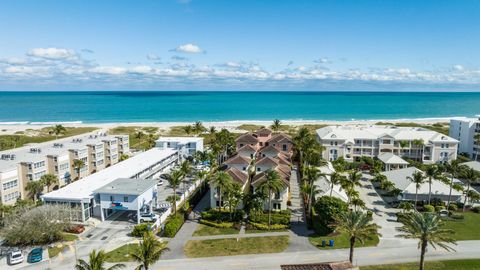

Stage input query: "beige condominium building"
[
  {"left": 449, "top": 116, "right": 480, "bottom": 161},
  {"left": 0, "top": 131, "right": 129, "bottom": 205},
  {"left": 316, "top": 125, "right": 458, "bottom": 164}
]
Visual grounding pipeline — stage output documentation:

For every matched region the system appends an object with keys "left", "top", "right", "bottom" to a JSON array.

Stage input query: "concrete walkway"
[{"left": 286, "top": 166, "right": 316, "bottom": 252}]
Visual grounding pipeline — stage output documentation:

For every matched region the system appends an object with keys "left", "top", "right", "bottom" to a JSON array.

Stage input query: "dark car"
[{"left": 28, "top": 248, "right": 43, "bottom": 263}]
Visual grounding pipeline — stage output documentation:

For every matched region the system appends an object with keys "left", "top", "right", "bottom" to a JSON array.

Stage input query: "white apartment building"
[
  {"left": 155, "top": 137, "right": 204, "bottom": 159},
  {"left": 449, "top": 116, "right": 480, "bottom": 161},
  {"left": 0, "top": 131, "right": 130, "bottom": 205},
  {"left": 316, "top": 125, "right": 458, "bottom": 164}
]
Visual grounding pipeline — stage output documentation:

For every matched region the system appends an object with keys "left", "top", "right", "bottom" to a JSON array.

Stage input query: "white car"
[
  {"left": 157, "top": 179, "right": 164, "bottom": 186},
  {"left": 139, "top": 213, "right": 159, "bottom": 223},
  {"left": 8, "top": 250, "right": 24, "bottom": 265}
]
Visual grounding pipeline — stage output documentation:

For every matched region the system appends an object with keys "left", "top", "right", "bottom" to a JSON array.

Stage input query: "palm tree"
[
  {"left": 293, "top": 127, "right": 311, "bottom": 174},
  {"left": 270, "top": 119, "right": 281, "bottom": 132},
  {"left": 209, "top": 171, "right": 233, "bottom": 210},
  {"left": 224, "top": 182, "right": 243, "bottom": 218},
  {"left": 256, "top": 170, "right": 286, "bottom": 228},
  {"left": 146, "top": 134, "right": 156, "bottom": 149},
  {"left": 130, "top": 231, "right": 169, "bottom": 270},
  {"left": 328, "top": 172, "right": 347, "bottom": 197},
  {"left": 458, "top": 166, "right": 480, "bottom": 211},
  {"left": 303, "top": 166, "right": 324, "bottom": 217},
  {"left": 424, "top": 164, "right": 439, "bottom": 205},
  {"left": 73, "top": 159, "right": 85, "bottom": 180},
  {"left": 75, "top": 249, "right": 125, "bottom": 270},
  {"left": 179, "top": 160, "right": 192, "bottom": 192},
  {"left": 193, "top": 121, "right": 206, "bottom": 135},
  {"left": 183, "top": 125, "right": 193, "bottom": 135},
  {"left": 25, "top": 181, "right": 45, "bottom": 203},
  {"left": 51, "top": 124, "right": 67, "bottom": 139},
  {"left": 407, "top": 171, "right": 426, "bottom": 207},
  {"left": 135, "top": 131, "right": 145, "bottom": 139},
  {"left": 474, "top": 134, "right": 480, "bottom": 161},
  {"left": 164, "top": 170, "right": 183, "bottom": 215},
  {"left": 445, "top": 160, "right": 461, "bottom": 210},
  {"left": 333, "top": 211, "right": 381, "bottom": 263},
  {"left": 397, "top": 211, "right": 456, "bottom": 270},
  {"left": 209, "top": 126, "right": 216, "bottom": 134},
  {"left": 40, "top": 174, "right": 59, "bottom": 192},
  {"left": 343, "top": 171, "right": 362, "bottom": 191}
]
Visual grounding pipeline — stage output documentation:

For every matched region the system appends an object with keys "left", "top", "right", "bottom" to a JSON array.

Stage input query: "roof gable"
[
  {"left": 224, "top": 155, "right": 251, "bottom": 165},
  {"left": 225, "top": 167, "right": 248, "bottom": 185},
  {"left": 236, "top": 133, "right": 259, "bottom": 143}
]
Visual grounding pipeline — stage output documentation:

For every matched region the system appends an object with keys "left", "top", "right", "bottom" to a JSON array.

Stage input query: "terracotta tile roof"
[
  {"left": 252, "top": 168, "right": 290, "bottom": 187},
  {"left": 259, "top": 145, "right": 281, "bottom": 154},
  {"left": 267, "top": 133, "right": 293, "bottom": 144},
  {"left": 236, "top": 133, "right": 259, "bottom": 143},
  {"left": 237, "top": 144, "right": 257, "bottom": 153},
  {"left": 255, "top": 128, "right": 272, "bottom": 136},
  {"left": 225, "top": 167, "right": 248, "bottom": 185},
  {"left": 255, "top": 156, "right": 280, "bottom": 167},
  {"left": 276, "top": 154, "right": 292, "bottom": 166},
  {"left": 281, "top": 261, "right": 358, "bottom": 270},
  {"left": 224, "top": 155, "right": 252, "bottom": 166}
]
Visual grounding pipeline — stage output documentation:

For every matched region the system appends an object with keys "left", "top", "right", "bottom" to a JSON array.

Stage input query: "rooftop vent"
[
  {"left": 29, "top": 148, "right": 42, "bottom": 153},
  {"left": 1, "top": 154, "right": 15, "bottom": 160}
]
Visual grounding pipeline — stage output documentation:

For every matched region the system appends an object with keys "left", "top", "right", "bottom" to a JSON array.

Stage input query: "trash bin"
[
  {"left": 321, "top": 240, "right": 326, "bottom": 247},
  {"left": 329, "top": 240, "right": 334, "bottom": 247}
]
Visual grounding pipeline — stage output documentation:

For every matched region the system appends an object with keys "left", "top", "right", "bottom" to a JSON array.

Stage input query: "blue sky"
[{"left": 0, "top": 0, "right": 479, "bottom": 91}]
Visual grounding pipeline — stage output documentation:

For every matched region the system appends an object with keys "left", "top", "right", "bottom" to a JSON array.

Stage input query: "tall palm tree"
[
  {"left": 407, "top": 171, "right": 426, "bottom": 207},
  {"left": 397, "top": 211, "right": 456, "bottom": 270},
  {"left": 209, "top": 171, "right": 233, "bottom": 210},
  {"left": 458, "top": 166, "right": 480, "bottom": 211},
  {"left": 293, "top": 127, "right": 311, "bottom": 173},
  {"left": 25, "top": 180, "right": 45, "bottom": 203},
  {"left": 164, "top": 170, "right": 183, "bottom": 215},
  {"left": 256, "top": 170, "right": 286, "bottom": 228},
  {"left": 333, "top": 211, "right": 381, "bottom": 263},
  {"left": 445, "top": 159, "right": 460, "bottom": 210},
  {"left": 424, "top": 164, "right": 439, "bottom": 205},
  {"left": 179, "top": 160, "right": 192, "bottom": 192},
  {"left": 51, "top": 124, "right": 67, "bottom": 139},
  {"left": 193, "top": 121, "right": 206, "bottom": 135},
  {"left": 73, "top": 159, "right": 85, "bottom": 180},
  {"left": 270, "top": 119, "right": 281, "bottom": 132},
  {"left": 146, "top": 134, "right": 157, "bottom": 149},
  {"left": 343, "top": 171, "right": 362, "bottom": 191},
  {"left": 328, "top": 172, "right": 347, "bottom": 197},
  {"left": 130, "top": 232, "right": 169, "bottom": 270},
  {"left": 40, "top": 173, "right": 59, "bottom": 192},
  {"left": 209, "top": 126, "right": 216, "bottom": 135},
  {"left": 135, "top": 131, "right": 145, "bottom": 139},
  {"left": 183, "top": 125, "right": 193, "bottom": 135},
  {"left": 303, "top": 166, "right": 324, "bottom": 217},
  {"left": 75, "top": 249, "right": 125, "bottom": 270}
]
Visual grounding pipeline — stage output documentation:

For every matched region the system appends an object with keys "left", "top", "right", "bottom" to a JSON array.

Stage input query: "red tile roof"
[
  {"left": 224, "top": 155, "right": 252, "bottom": 165},
  {"left": 225, "top": 167, "right": 249, "bottom": 185},
  {"left": 237, "top": 144, "right": 257, "bottom": 153},
  {"left": 236, "top": 133, "right": 259, "bottom": 143},
  {"left": 268, "top": 133, "right": 293, "bottom": 144}
]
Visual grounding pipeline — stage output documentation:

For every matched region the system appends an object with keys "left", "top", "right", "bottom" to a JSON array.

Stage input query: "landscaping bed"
[
  {"left": 104, "top": 243, "right": 140, "bottom": 262},
  {"left": 184, "top": 236, "right": 289, "bottom": 258},
  {"left": 361, "top": 259, "right": 480, "bottom": 270}
]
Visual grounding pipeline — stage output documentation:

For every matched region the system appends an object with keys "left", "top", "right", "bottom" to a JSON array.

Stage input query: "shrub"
[
  {"left": 435, "top": 206, "right": 445, "bottom": 212},
  {"left": 249, "top": 210, "right": 291, "bottom": 225},
  {"left": 313, "top": 196, "right": 348, "bottom": 229},
  {"left": 450, "top": 213, "right": 464, "bottom": 220},
  {"left": 472, "top": 206, "right": 480, "bottom": 213},
  {"left": 198, "top": 219, "right": 234, "bottom": 228},
  {"left": 248, "top": 222, "right": 289, "bottom": 230},
  {"left": 366, "top": 210, "right": 373, "bottom": 219},
  {"left": 131, "top": 223, "right": 152, "bottom": 237},
  {"left": 163, "top": 214, "right": 185, "bottom": 237},
  {"left": 430, "top": 198, "right": 444, "bottom": 207},
  {"left": 200, "top": 209, "right": 244, "bottom": 222},
  {"left": 448, "top": 204, "right": 458, "bottom": 211},
  {"left": 423, "top": 205, "right": 435, "bottom": 212}
]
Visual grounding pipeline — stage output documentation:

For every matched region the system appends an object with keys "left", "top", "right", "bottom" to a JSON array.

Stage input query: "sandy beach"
[{"left": 0, "top": 117, "right": 462, "bottom": 136}]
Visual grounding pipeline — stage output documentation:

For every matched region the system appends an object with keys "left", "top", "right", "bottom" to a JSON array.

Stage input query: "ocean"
[{"left": 1, "top": 91, "right": 479, "bottom": 123}]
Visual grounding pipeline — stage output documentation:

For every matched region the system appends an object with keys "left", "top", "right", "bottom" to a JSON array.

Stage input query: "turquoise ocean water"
[{"left": 0, "top": 91, "right": 479, "bottom": 123}]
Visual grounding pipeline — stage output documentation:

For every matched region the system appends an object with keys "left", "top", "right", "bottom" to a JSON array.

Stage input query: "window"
[
  {"left": 243, "top": 167, "right": 247, "bottom": 171},
  {"left": 110, "top": 195, "right": 114, "bottom": 201},
  {"left": 123, "top": 196, "right": 128, "bottom": 202},
  {"left": 3, "top": 179, "right": 18, "bottom": 190},
  {"left": 257, "top": 167, "right": 261, "bottom": 172},
  {"left": 274, "top": 192, "right": 280, "bottom": 199},
  {"left": 3, "top": 191, "right": 20, "bottom": 202},
  {"left": 283, "top": 144, "right": 287, "bottom": 151},
  {"left": 33, "top": 161, "right": 45, "bottom": 169}
]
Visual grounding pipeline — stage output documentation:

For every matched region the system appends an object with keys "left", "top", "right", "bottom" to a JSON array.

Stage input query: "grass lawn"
[
  {"left": 184, "top": 236, "right": 289, "bottom": 258},
  {"left": 361, "top": 259, "right": 480, "bottom": 270},
  {"left": 48, "top": 245, "right": 68, "bottom": 258},
  {"left": 309, "top": 232, "right": 379, "bottom": 250},
  {"left": 0, "top": 127, "right": 98, "bottom": 151},
  {"left": 441, "top": 212, "right": 480, "bottom": 241},
  {"left": 105, "top": 243, "right": 139, "bottom": 262},
  {"left": 61, "top": 233, "right": 79, "bottom": 242},
  {"left": 192, "top": 224, "right": 239, "bottom": 236}
]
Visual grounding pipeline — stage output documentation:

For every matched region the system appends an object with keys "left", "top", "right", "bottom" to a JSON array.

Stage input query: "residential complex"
[
  {"left": 211, "top": 128, "right": 294, "bottom": 210},
  {"left": 155, "top": 136, "right": 204, "bottom": 160},
  {"left": 316, "top": 125, "right": 458, "bottom": 164},
  {"left": 42, "top": 147, "right": 179, "bottom": 222},
  {"left": 449, "top": 116, "right": 480, "bottom": 161},
  {"left": 0, "top": 131, "right": 129, "bottom": 205}
]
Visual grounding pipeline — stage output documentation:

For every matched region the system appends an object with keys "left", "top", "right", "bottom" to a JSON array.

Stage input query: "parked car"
[
  {"left": 66, "top": 224, "right": 85, "bottom": 234},
  {"left": 139, "top": 212, "right": 159, "bottom": 223},
  {"left": 8, "top": 250, "right": 24, "bottom": 265},
  {"left": 157, "top": 179, "right": 164, "bottom": 186},
  {"left": 27, "top": 248, "right": 43, "bottom": 263}
]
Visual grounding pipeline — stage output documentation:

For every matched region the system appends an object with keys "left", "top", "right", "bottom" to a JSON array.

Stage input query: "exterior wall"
[
  {"left": 0, "top": 168, "right": 21, "bottom": 205},
  {"left": 103, "top": 138, "right": 119, "bottom": 167},
  {"left": 115, "top": 135, "right": 130, "bottom": 155},
  {"left": 252, "top": 186, "right": 289, "bottom": 210},
  {"left": 238, "top": 149, "right": 256, "bottom": 159},
  {"left": 449, "top": 118, "right": 480, "bottom": 160},
  {"left": 236, "top": 141, "right": 259, "bottom": 151},
  {"left": 87, "top": 143, "right": 105, "bottom": 173},
  {"left": 401, "top": 192, "right": 462, "bottom": 202},
  {"left": 226, "top": 163, "right": 249, "bottom": 172}
]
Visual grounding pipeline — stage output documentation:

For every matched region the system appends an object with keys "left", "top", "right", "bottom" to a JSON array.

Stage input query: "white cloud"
[
  {"left": 314, "top": 57, "right": 330, "bottom": 64},
  {"left": 89, "top": 66, "right": 127, "bottom": 75},
  {"left": 147, "top": 53, "right": 161, "bottom": 61},
  {"left": 174, "top": 43, "right": 203, "bottom": 54},
  {"left": 27, "top": 48, "right": 77, "bottom": 60},
  {"left": 130, "top": 66, "right": 153, "bottom": 74},
  {"left": 453, "top": 64, "right": 464, "bottom": 71}
]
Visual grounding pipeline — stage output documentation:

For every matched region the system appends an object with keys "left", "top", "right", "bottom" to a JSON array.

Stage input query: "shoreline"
[{"left": 0, "top": 117, "right": 464, "bottom": 136}]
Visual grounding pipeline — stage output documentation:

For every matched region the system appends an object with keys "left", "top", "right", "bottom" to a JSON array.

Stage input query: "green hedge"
[
  {"left": 131, "top": 223, "right": 153, "bottom": 237},
  {"left": 200, "top": 209, "right": 244, "bottom": 222},
  {"left": 313, "top": 196, "right": 348, "bottom": 233},
  {"left": 198, "top": 219, "right": 234, "bottom": 228},
  {"left": 248, "top": 222, "right": 289, "bottom": 230},
  {"left": 164, "top": 214, "right": 185, "bottom": 237},
  {"left": 423, "top": 205, "right": 435, "bottom": 212},
  {"left": 472, "top": 206, "right": 480, "bottom": 213},
  {"left": 249, "top": 210, "right": 291, "bottom": 225}
]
